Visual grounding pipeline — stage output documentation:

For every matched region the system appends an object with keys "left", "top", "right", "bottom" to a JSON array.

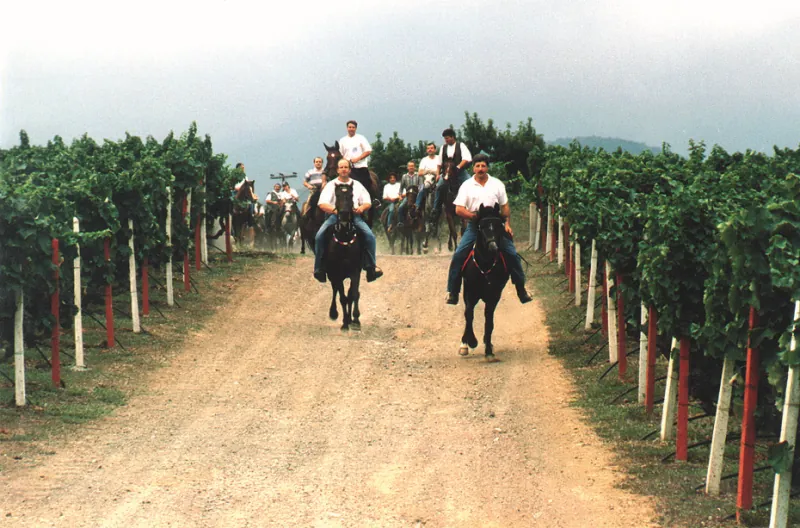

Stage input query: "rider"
[
  {"left": 302, "top": 156, "right": 326, "bottom": 216},
  {"left": 339, "top": 120, "right": 373, "bottom": 195},
  {"left": 278, "top": 181, "right": 301, "bottom": 225},
  {"left": 415, "top": 142, "right": 440, "bottom": 211},
  {"left": 396, "top": 160, "right": 423, "bottom": 227},
  {"left": 432, "top": 128, "right": 472, "bottom": 224},
  {"left": 445, "top": 153, "right": 532, "bottom": 305},
  {"left": 265, "top": 183, "right": 283, "bottom": 229},
  {"left": 381, "top": 172, "right": 401, "bottom": 232},
  {"left": 313, "top": 158, "right": 383, "bottom": 283}
]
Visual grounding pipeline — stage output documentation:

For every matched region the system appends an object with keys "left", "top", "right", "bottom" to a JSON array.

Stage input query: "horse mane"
[{"left": 235, "top": 180, "right": 254, "bottom": 200}]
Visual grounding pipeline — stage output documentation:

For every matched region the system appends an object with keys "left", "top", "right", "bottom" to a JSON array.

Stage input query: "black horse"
[
  {"left": 399, "top": 186, "right": 424, "bottom": 255},
  {"left": 438, "top": 160, "right": 467, "bottom": 251},
  {"left": 319, "top": 141, "right": 380, "bottom": 227},
  {"left": 323, "top": 184, "right": 362, "bottom": 331},
  {"left": 232, "top": 180, "right": 257, "bottom": 246},
  {"left": 459, "top": 204, "right": 510, "bottom": 360}
]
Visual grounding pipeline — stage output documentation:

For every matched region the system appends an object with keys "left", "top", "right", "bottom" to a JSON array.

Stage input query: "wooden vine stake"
[
  {"left": 605, "top": 261, "right": 618, "bottom": 363},
  {"left": 14, "top": 291, "right": 25, "bottom": 406},
  {"left": 584, "top": 240, "right": 598, "bottom": 330},
  {"left": 529, "top": 203, "right": 536, "bottom": 248},
  {"left": 557, "top": 209, "right": 564, "bottom": 268},
  {"left": 195, "top": 213, "right": 202, "bottom": 271},
  {"left": 574, "top": 241, "right": 582, "bottom": 307},
  {"left": 638, "top": 303, "right": 647, "bottom": 403},
  {"left": 51, "top": 239, "right": 61, "bottom": 387},
  {"left": 737, "top": 305, "right": 759, "bottom": 521},
  {"left": 705, "top": 354, "right": 735, "bottom": 495},
  {"left": 183, "top": 192, "right": 191, "bottom": 292},
  {"left": 226, "top": 213, "right": 233, "bottom": 263},
  {"left": 661, "top": 338, "right": 679, "bottom": 441},
  {"left": 201, "top": 181, "right": 209, "bottom": 265},
  {"left": 769, "top": 301, "right": 800, "bottom": 528},
  {"left": 166, "top": 185, "right": 174, "bottom": 306},
  {"left": 616, "top": 273, "right": 627, "bottom": 377},
  {"left": 534, "top": 205, "right": 542, "bottom": 252},
  {"left": 646, "top": 306, "right": 658, "bottom": 415},
  {"left": 104, "top": 238, "right": 115, "bottom": 349},
  {"left": 676, "top": 336, "right": 690, "bottom": 461},
  {"left": 127, "top": 219, "right": 140, "bottom": 333},
  {"left": 72, "top": 218, "right": 84, "bottom": 369}
]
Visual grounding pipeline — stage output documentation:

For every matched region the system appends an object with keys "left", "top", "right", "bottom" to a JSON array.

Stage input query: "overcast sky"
[{"left": 2, "top": 0, "right": 799, "bottom": 188}]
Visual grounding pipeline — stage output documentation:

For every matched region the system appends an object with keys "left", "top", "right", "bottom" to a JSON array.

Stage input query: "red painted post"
[
  {"left": 676, "top": 336, "right": 690, "bottom": 461},
  {"left": 564, "top": 223, "right": 570, "bottom": 279},
  {"left": 225, "top": 214, "right": 233, "bottom": 263},
  {"left": 104, "top": 238, "right": 114, "bottom": 349},
  {"left": 549, "top": 205, "right": 556, "bottom": 262},
  {"left": 646, "top": 305, "right": 657, "bottom": 415},
  {"left": 601, "top": 264, "right": 608, "bottom": 337},
  {"left": 195, "top": 213, "right": 202, "bottom": 271},
  {"left": 568, "top": 227, "right": 576, "bottom": 293},
  {"left": 617, "top": 273, "right": 627, "bottom": 378},
  {"left": 737, "top": 306, "right": 759, "bottom": 520},
  {"left": 540, "top": 206, "right": 547, "bottom": 253},
  {"left": 51, "top": 239, "right": 61, "bottom": 386},
  {"left": 141, "top": 257, "right": 150, "bottom": 316},
  {"left": 182, "top": 197, "right": 190, "bottom": 292}
]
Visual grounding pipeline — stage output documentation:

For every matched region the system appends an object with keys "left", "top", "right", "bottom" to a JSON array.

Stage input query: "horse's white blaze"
[
  {"left": 128, "top": 219, "right": 141, "bottom": 333},
  {"left": 706, "top": 355, "right": 735, "bottom": 495},
  {"left": 166, "top": 185, "right": 174, "bottom": 307},
  {"left": 660, "top": 338, "right": 679, "bottom": 441},
  {"left": 14, "top": 291, "right": 25, "bottom": 406},
  {"left": 585, "top": 240, "right": 598, "bottom": 330},
  {"left": 769, "top": 301, "right": 800, "bottom": 527},
  {"left": 73, "top": 217, "right": 85, "bottom": 368}
]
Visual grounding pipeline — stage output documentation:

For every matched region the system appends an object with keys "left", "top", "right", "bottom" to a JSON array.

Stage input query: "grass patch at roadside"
[
  {"left": 523, "top": 248, "right": 800, "bottom": 527},
  {"left": 0, "top": 251, "right": 286, "bottom": 470}
]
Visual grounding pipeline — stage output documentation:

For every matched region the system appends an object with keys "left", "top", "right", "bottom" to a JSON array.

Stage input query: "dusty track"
[{"left": 1, "top": 254, "right": 655, "bottom": 527}]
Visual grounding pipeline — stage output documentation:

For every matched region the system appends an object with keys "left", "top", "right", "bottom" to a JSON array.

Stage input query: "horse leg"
[
  {"left": 339, "top": 281, "right": 350, "bottom": 331},
  {"left": 460, "top": 296, "right": 479, "bottom": 354},
  {"left": 484, "top": 300, "right": 498, "bottom": 359},
  {"left": 350, "top": 274, "right": 361, "bottom": 328},
  {"left": 329, "top": 282, "right": 339, "bottom": 320}
]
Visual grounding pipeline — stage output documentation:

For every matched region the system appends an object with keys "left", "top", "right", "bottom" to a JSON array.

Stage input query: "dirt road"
[{"left": 1, "top": 254, "right": 655, "bottom": 527}]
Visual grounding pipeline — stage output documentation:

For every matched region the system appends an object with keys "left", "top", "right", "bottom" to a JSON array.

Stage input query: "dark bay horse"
[
  {"left": 232, "top": 180, "right": 257, "bottom": 246},
  {"left": 321, "top": 141, "right": 380, "bottom": 227},
  {"left": 459, "top": 204, "right": 510, "bottom": 361},
  {"left": 324, "top": 184, "right": 362, "bottom": 331},
  {"left": 399, "top": 186, "right": 424, "bottom": 255},
  {"left": 299, "top": 185, "right": 324, "bottom": 254},
  {"left": 441, "top": 160, "right": 466, "bottom": 251}
]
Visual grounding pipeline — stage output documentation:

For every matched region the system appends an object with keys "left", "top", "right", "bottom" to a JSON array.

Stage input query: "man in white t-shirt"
[
  {"left": 339, "top": 120, "right": 374, "bottom": 202},
  {"left": 314, "top": 158, "right": 383, "bottom": 283},
  {"left": 277, "top": 182, "right": 300, "bottom": 225},
  {"left": 302, "top": 156, "right": 326, "bottom": 215},
  {"left": 381, "top": 172, "right": 401, "bottom": 232},
  {"left": 415, "top": 142, "right": 440, "bottom": 211},
  {"left": 445, "top": 153, "right": 531, "bottom": 305}
]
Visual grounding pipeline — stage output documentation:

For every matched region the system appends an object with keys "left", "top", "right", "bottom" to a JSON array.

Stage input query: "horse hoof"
[
  {"left": 329, "top": 310, "right": 338, "bottom": 321},
  {"left": 458, "top": 343, "right": 469, "bottom": 356},
  {"left": 351, "top": 322, "right": 361, "bottom": 331},
  {"left": 467, "top": 337, "right": 479, "bottom": 349},
  {"left": 341, "top": 325, "right": 349, "bottom": 331},
  {"left": 485, "top": 353, "right": 498, "bottom": 363}
]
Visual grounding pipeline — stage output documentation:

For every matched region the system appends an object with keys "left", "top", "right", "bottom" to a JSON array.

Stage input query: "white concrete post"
[
  {"left": 769, "top": 301, "right": 800, "bottom": 527},
  {"left": 166, "top": 185, "right": 174, "bottom": 307},
  {"left": 557, "top": 210, "right": 564, "bottom": 267},
  {"left": 14, "top": 291, "right": 25, "bottom": 406},
  {"left": 584, "top": 240, "right": 598, "bottom": 330},
  {"left": 529, "top": 203, "right": 536, "bottom": 248},
  {"left": 574, "top": 241, "right": 582, "bottom": 307},
  {"left": 201, "top": 184, "right": 208, "bottom": 264},
  {"left": 660, "top": 338, "right": 679, "bottom": 441},
  {"left": 127, "top": 219, "right": 140, "bottom": 333},
  {"left": 638, "top": 303, "right": 648, "bottom": 403},
  {"left": 72, "top": 217, "right": 85, "bottom": 368},
  {"left": 706, "top": 355, "right": 735, "bottom": 495},
  {"left": 606, "top": 260, "right": 618, "bottom": 363}
]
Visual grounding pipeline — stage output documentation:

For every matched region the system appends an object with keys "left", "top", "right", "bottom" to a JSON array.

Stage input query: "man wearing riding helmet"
[{"left": 445, "top": 153, "right": 531, "bottom": 305}]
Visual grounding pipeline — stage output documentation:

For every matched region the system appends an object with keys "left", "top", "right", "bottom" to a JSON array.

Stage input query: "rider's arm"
[
  {"left": 319, "top": 202, "right": 336, "bottom": 214},
  {"left": 304, "top": 180, "right": 312, "bottom": 190},
  {"left": 455, "top": 205, "right": 476, "bottom": 221},
  {"left": 501, "top": 202, "right": 513, "bottom": 235}
]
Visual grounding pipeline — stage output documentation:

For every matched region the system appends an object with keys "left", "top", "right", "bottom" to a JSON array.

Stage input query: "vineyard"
[
  {"left": 0, "top": 124, "right": 241, "bottom": 407},
  {"left": 524, "top": 140, "right": 800, "bottom": 525}
]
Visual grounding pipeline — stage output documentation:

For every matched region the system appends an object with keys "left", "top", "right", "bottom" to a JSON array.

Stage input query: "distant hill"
[{"left": 549, "top": 136, "right": 660, "bottom": 155}]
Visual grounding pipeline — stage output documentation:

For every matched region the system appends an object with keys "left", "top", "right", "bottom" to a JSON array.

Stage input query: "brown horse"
[
  {"left": 398, "top": 186, "right": 424, "bottom": 255},
  {"left": 232, "top": 180, "right": 258, "bottom": 246}
]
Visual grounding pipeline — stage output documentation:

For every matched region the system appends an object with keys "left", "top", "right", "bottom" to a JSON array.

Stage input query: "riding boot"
[{"left": 516, "top": 283, "right": 532, "bottom": 304}]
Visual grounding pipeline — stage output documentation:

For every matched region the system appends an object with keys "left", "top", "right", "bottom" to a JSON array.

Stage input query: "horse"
[
  {"left": 381, "top": 201, "right": 399, "bottom": 255},
  {"left": 398, "top": 186, "right": 424, "bottom": 255},
  {"left": 321, "top": 141, "right": 380, "bottom": 227},
  {"left": 300, "top": 185, "right": 325, "bottom": 255},
  {"left": 421, "top": 179, "right": 436, "bottom": 253},
  {"left": 458, "top": 204, "right": 510, "bottom": 361},
  {"left": 280, "top": 202, "right": 300, "bottom": 251},
  {"left": 441, "top": 160, "right": 467, "bottom": 251},
  {"left": 232, "top": 180, "right": 257, "bottom": 247},
  {"left": 323, "top": 183, "right": 362, "bottom": 331}
]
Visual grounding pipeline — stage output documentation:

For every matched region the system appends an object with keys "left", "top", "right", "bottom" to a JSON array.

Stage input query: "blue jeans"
[
  {"left": 314, "top": 214, "right": 377, "bottom": 273},
  {"left": 416, "top": 185, "right": 429, "bottom": 209},
  {"left": 384, "top": 201, "right": 397, "bottom": 226},
  {"left": 433, "top": 169, "right": 470, "bottom": 213},
  {"left": 446, "top": 222, "right": 526, "bottom": 294},
  {"left": 397, "top": 197, "right": 408, "bottom": 223}
]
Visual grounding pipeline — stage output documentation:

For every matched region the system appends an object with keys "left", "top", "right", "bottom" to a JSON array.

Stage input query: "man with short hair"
[
  {"left": 314, "top": 158, "right": 383, "bottom": 283},
  {"left": 432, "top": 128, "right": 472, "bottom": 222},
  {"left": 415, "top": 142, "right": 440, "bottom": 211},
  {"left": 277, "top": 181, "right": 300, "bottom": 225},
  {"left": 382, "top": 172, "right": 401, "bottom": 232},
  {"left": 397, "top": 160, "right": 423, "bottom": 227},
  {"left": 445, "top": 154, "right": 531, "bottom": 305},
  {"left": 302, "top": 156, "right": 327, "bottom": 215},
  {"left": 339, "top": 120, "right": 373, "bottom": 195},
  {"left": 264, "top": 183, "right": 283, "bottom": 229}
]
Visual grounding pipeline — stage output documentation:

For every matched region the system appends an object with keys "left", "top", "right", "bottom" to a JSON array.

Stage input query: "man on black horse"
[
  {"left": 339, "top": 120, "right": 378, "bottom": 224},
  {"left": 313, "top": 158, "right": 383, "bottom": 283},
  {"left": 431, "top": 128, "right": 472, "bottom": 224},
  {"left": 445, "top": 153, "right": 532, "bottom": 305}
]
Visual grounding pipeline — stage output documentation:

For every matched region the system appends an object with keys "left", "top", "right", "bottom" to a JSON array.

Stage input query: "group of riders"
[{"left": 236, "top": 121, "right": 532, "bottom": 305}]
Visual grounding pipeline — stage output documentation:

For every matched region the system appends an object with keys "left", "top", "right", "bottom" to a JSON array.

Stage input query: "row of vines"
[
  {"left": 523, "top": 140, "right": 800, "bottom": 526},
  {"left": 0, "top": 124, "right": 244, "bottom": 405}
]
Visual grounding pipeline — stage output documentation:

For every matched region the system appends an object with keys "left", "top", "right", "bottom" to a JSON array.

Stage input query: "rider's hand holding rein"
[{"left": 456, "top": 203, "right": 514, "bottom": 236}]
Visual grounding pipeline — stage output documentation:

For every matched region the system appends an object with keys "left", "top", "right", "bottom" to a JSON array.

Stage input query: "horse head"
[
  {"left": 235, "top": 179, "right": 256, "bottom": 201},
  {"left": 476, "top": 204, "right": 504, "bottom": 255},
  {"left": 323, "top": 141, "right": 343, "bottom": 182},
  {"left": 334, "top": 182, "right": 355, "bottom": 229}
]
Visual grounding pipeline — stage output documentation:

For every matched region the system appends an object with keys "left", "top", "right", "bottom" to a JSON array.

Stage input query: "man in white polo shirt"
[
  {"left": 415, "top": 142, "right": 440, "bottom": 211},
  {"left": 381, "top": 172, "right": 401, "bottom": 232},
  {"left": 445, "top": 153, "right": 531, "bottom": 305}
]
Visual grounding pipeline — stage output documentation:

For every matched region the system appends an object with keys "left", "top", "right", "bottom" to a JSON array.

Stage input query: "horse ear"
[
  {"left": 323, "top": 142, "right": 330, "bottom": 150},
  {"left": 334, "top": 140, "right": 340, "bottom": 151}
]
